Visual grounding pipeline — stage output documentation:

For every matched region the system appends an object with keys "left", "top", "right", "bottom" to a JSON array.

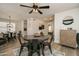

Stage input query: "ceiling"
[{"left": 0, "top": 3, "right": 79, "bottom": 20}]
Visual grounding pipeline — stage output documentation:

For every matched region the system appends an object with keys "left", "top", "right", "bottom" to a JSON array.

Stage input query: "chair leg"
[
  {"left": 19, "top": 46, "right": 24, "bottom": 56},
  {"left": 37, "top": 51, "right": 40, "bottom": 56},
  {"left": 28, "top": 51, "right": 32, "bottom": 56},
  {"left": 48, "top": 45, "right": 52, "bottom": 54},
  {"left": 28, "top": 48, "right": 33, "bottom": 56},
  {"left": 42, "top": 45, "right": 45, "bottom": 56}
]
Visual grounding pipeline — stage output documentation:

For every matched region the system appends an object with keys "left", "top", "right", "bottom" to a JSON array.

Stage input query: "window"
[{"left": 0, "top": 22, "right": 15, "bottom": 33}]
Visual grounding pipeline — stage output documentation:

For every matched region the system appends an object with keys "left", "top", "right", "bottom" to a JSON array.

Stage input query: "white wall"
[
  {"left": 15, "top": 20, "right": 23, "bottom": 33},
  {"left": 27, "top": 18, "right": 49, "bottom": 35},
  {"left": 15, "top": 18, "right": 54, "bottom": 36},
  {"left": 54, "top": 8, "right": 79, "bottom": 43}
]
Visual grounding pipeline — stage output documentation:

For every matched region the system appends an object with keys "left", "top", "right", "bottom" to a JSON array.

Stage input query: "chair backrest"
[{"left": 48, "top": 34, "right": 54, "bottom": 44}]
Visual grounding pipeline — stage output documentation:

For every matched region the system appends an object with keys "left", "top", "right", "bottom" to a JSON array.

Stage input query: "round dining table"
[
  {"left": 24, "top": 35, "right": 49, "bottom": 41},
  {"left": 23, "top": 35, "right": 49, "bottom": 56}
]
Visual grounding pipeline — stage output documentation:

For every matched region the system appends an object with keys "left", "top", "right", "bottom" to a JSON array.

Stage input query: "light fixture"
[
  {"left": 7, "top": 16, "right": 13, "bottom": 32},
  {"left": 33, "top": 9, "right": 38, "bottom": 12}
]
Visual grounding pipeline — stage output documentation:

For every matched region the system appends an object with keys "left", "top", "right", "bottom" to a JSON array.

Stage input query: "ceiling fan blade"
[
  {"left": 37, "top": 9, "right": 43, "bottom": 14},
  {"left": 29, "top": 10, "right": 33, "bottom": 14},
  {"left": 20, "top": 4, "right": 33, "bottom": 8},
  {"left": 39, "top": 6, "right": 49, "bottom": 9}
]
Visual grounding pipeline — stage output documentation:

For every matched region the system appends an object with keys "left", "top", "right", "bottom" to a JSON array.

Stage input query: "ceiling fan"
[{"left": 20, "top": 3, "right": 50, "bottom": 14}]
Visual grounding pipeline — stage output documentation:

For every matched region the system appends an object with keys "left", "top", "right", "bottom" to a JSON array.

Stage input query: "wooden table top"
[{"left": 24, "top": 35, "right": 49, "bottom": 41}]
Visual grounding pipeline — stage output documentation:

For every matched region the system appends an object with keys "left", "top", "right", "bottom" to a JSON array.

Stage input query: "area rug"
[{"left": 13, "top": 47, "right": 65, "bottom": 56}]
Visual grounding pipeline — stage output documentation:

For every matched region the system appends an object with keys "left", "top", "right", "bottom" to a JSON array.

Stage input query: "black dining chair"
[
  {"left": 28, "top": 39, "right": 41, "bottom": 56},
  {"left": 0, "top": 33, "right": 7, "bottom": 45},
  {"left": 0, "top": 37, "right": 7, "bottom": 45},
  {"left": 17, "top": 33, "right": 29, "bottom": 56},
  {"left": 42, "top": 34, "right": 54, "bottom": 56}
]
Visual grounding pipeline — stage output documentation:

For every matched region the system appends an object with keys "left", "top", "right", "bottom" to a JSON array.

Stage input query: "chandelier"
[{"left": 7, "top": 16, "right": 13, "bottom": 32}]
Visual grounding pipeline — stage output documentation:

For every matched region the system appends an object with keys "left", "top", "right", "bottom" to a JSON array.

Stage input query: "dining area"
[
  {"left": 17, "top": 31, "right": 54, "bottom": 56},
  {"left": 0, "top": 14, "right": 54, "bottom": 56},
  {"left": 0, "top": 3, "right": 79, "bottom": 56}
]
